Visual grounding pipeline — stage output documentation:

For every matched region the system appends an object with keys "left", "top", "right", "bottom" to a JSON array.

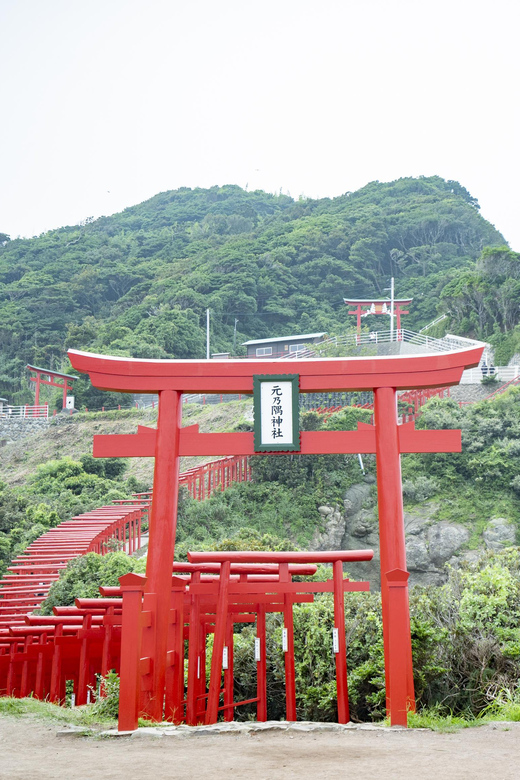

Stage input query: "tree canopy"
[{"left": 0, "top": 178, "right": 506, "bottom": 404}]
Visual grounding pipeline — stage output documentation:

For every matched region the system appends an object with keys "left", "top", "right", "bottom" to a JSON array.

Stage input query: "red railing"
[
  {"left": 179, "top": 455, "right": 251, "bottom": 500},
  {"left": 0, "top": 505, "right": 143, "bottom": 630}
]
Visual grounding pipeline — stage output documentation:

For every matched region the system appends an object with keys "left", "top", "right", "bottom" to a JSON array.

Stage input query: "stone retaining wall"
[
  {"left": 0, "top": 417, "right": 52, "bottom": 445},
  {"left": 449, "top": 383, "right": 496, "bottom": 404}
]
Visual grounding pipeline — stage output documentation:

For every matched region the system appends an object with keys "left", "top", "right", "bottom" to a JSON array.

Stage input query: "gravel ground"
[{"left": 2, "top": 717, "right": 520, "bottom": 780}]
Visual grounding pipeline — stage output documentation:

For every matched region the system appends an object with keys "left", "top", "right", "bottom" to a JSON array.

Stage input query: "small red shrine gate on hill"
[
  {"left": 26, "top": 364, "right": 78, "bottom": 409},
  {"left": 344, "top": 297, "right": 412, "bottom": 336},
  {"left": 68, "top": 343, "right": 484, "bottom": 728}
]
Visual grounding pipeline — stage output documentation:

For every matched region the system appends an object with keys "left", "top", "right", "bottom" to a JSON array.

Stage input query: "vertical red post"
[
  {"left": 386, "top": 569, "right": 411, "bottom": 726},
  {"left": 256, "top": 603, "right": 267, "bottom": 721},
  {"left": 34, "top": 371, "right": 41, "bottom": 406},
  {"left": 77, "top": 614, "right": 92, "bottom": 705},
  {"left": 280, "top": 563, "right": 297, "bottom": 721},
  {"left": 186, "top": 571, "right": 201, "bottom": 726},
  {"left": 118, "top": 573, "right": 147, "bottom": 732},
  {"left": 206, "top": 560, "right": 230, "bottom": 724},
  {"left": 144, "top": 389, "right": 182, "bottom": 721},
  {"left": 101, "top": 607, "right": 115, "bottom": 678},
  {"left": 333, "top": 560, "right": 350, "bottom": 723},
  {"left": 49, "top": 625, "right": 64, "bottom": 703},
  {"left": 20, "top": 636, "right": 32, "bottom": 698},
  {"left": 34, "top": 634, "right": 47, "bottom": 699},
  {"left": 373, "top": 386, "right": 415, "bottom": 727},
  {"left": 197, "top": 621, "right": 207, "bottom": 720},
  {"left": 223, "top": 617, "right": 234, "bottom": 722},
  {"left": 164, "top": 581, "right": 185, "bottom": 724}
]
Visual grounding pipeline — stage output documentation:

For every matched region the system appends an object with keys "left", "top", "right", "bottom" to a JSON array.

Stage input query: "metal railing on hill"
[
  {"left": 419, "top": 313, "right": 449, "bottom": 333},
  {"left": 277, "top": 328, "right": 483, "bottom": 359},
  {"left": 0, "top": 404, "right": 49, "bottom": 419},
  {"left": 459, "top": 366, "right": 520, "bottom": 384}
]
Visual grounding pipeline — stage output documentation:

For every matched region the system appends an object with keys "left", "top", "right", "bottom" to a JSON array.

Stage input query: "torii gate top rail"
[{"left": 68, "top": 344, "right": 484, "bottom": 394}]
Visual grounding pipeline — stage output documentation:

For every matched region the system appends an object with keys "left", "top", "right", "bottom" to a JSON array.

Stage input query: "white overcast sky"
[{"left": 1, "top": 0, "right": 519, "bottom": 249}]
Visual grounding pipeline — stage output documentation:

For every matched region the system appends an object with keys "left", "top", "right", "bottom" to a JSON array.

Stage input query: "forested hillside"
[
  {"left": 0, "top": 176, "right": 506, "bottom": 405},
  {"left": 4, "top": 177, "right": 520, "bottom": 726}
]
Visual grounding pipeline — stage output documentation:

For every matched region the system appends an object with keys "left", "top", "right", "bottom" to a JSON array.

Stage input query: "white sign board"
[
  {"left": 332, "top": 628, "right": 339, "bottom": 654},
  {"left": 254, "top": 637, "right": 261, "bottom": 662},
  {"left": 65, "top": 396, "right": 75, "bottom": 410},
  {"left": 253, "top": 374, "right": 300, "bottom": 452},
  {"left": 282, "top": 627, "right": 288, "bottom": 653},
  {"left": 222, "top": 646, "right": 229, "bottom": 670}
]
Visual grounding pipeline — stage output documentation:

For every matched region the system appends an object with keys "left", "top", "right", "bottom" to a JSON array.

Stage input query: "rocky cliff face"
[{"left": 313, "top": 479, "right": 516, "bottom": 587}]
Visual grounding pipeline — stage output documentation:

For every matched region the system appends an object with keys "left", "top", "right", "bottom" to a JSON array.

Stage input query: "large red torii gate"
[{"left": 68, "top": 344, "right": 483, "bottom": 726}]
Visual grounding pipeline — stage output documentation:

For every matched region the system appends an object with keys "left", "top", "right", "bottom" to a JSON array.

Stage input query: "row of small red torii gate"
[{"left": 67, "top": 343, "right": 483, "bottom": 729}]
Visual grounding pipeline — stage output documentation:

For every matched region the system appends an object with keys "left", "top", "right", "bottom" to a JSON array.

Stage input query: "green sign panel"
[{"left": 253, "top": 374, "right": 300, "bottom": 452}]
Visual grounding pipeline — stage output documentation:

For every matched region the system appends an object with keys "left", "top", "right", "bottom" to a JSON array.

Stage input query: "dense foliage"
[
  {"left": 39, "top": 552, "right": 145, "bottom": 615},
  {"left": 400, "top": 388, "right": 520, "bottom": 540},
  {"left": 0, "top": 177, "right": 505, "bottom": 405},
  {"left": 441, "top": 246, "right": 520, "bottom": 361},
  {"left": 174, "top": 407, "right": 375, "bottom": 559}
]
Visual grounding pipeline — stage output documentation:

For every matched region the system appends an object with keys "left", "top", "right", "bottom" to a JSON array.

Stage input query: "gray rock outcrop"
[
  {"left": 483, "top": 518, "right": 516, "bottom": 550},
  {"left": 312, "top": 481, "right": 517, "bottom": 588}
]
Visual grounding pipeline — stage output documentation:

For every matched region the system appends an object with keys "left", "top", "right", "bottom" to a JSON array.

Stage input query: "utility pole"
[
  {"left": 206, "top": 309, "right": 210, "bottom": 360},
  {"left": 233, "top": 318, "right": 239, "bottom": 354},
  {"left": 390, "top": 276, "right": 395, "bottom": 341},
  {"left": 385, "top": 278, "right": 395, "bottom": 341}
]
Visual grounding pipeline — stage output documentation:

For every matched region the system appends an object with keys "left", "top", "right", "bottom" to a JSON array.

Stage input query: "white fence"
[
  {"left": 460, "top": 367, "right": 520, "bottom": 384},
  {"left": 0, "top": 404, "right": 49, "bottom": 419},
  {"left": 277, "top": 329, "right": 486, "bottom": 360}
]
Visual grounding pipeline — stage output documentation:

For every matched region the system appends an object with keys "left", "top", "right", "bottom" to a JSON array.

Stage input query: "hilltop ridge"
[{"left": 0, "top": 177, "right": 506, "bottom": 406}]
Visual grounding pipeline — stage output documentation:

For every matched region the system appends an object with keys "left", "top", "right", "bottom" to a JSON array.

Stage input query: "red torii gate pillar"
[
  {"left": 68, "top": 342, "right": 484, "bottom": 727},
  {"left": 141, "top": 390, "right": 182, "bottom": 720},
  {"left": 374, "top": 387, "right": 414, "bottom": 723}
]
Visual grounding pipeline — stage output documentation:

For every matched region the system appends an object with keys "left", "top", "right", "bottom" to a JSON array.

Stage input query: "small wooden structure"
[{"left": 242, "top": 333, "right": 326, "bottom": 359}]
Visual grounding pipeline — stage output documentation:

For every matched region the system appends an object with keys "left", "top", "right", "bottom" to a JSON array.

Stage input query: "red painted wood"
[
  {"left": 68, "top": 347, "right": 482, "bottom": 393},
  {"left": 205, "top": 561, "right": 230, "bottom": 724},
  {"left": 256, "top": 603, "right": 267, "bottom": 721},
  {"left": 143, "top": 390, "right": 182, "bottom": 721},
  {"left": 374, "top": 387, "right": 415, "bottom": 724},
  {"left": 118, "top": 574, "right": 147, "bottom": 731},
  {"left": 333, "top": 560, "right": 350, "bottom": 724},
  {"left": 189, "top": 550, "right": 373, "bottom": 564}
]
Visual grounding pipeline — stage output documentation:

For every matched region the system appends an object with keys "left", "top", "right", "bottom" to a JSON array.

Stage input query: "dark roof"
[
  {"left": 344, "top": 298, "right": 412, "bottom": 305},
  {"left": 26, "top": 364, "right": 79, "bottom": 381}
]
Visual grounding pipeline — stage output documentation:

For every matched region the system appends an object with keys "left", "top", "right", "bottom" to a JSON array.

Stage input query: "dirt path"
[{"left": 1, "top": 718, "right": 520, "bottom": 780}]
